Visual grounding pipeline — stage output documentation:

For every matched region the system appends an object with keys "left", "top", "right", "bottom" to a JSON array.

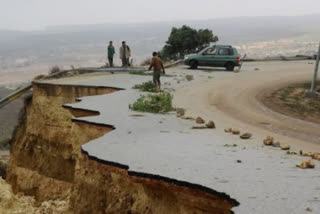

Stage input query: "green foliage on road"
[
  {"left": 160, "top": 25, "right": 218, "bottom": 60},
  {"left": 129, "top": 70, "right": 150, "bottom": 75},
  {"left": 133, "top": 81, "right": 157, "bottom": 92},
  {"left": 129, "top": 93, "right": 174, "bottom": 113}
]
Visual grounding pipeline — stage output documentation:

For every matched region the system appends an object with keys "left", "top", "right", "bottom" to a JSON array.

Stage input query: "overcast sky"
[{"left": 1, "top": 0, "right": 320, "bottom": 30}]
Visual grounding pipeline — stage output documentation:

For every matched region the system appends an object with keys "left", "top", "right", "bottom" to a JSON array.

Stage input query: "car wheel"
[
  {"left": 225, "top": 62, "right": 235, "bottom": 71},
  {"left": 190, "top": 60, "right": 198, "bottom": 69}
]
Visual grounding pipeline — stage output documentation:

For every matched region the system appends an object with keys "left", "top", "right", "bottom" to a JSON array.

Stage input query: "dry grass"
[
  {"left": 279, "top": 82, "right": 320, "bottom": 114},
  {"left": 269, "top": 81, "right": 320, "bottom": 123}
]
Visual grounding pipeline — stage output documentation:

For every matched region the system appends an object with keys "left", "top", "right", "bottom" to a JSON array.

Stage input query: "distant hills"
[{"left": 0, "top": 14, "right": 319, "bottom": 78}]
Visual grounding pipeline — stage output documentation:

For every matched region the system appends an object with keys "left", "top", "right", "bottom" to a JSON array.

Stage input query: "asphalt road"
[{"left": 174, "top": 61, "right": 320, "bottom": 152}]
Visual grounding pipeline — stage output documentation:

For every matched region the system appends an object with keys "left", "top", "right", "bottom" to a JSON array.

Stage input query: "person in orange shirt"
[{"left": 148, "top": 52, "right": 165, "bottom": 92}]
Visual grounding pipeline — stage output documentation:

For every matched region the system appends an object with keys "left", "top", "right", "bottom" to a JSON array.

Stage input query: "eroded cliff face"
[
  {"left": 6, "top": 83, "right": 116, "bottom": 202},
  {"left": 6, "top": 82, "right": 238, "bottom": 214}
]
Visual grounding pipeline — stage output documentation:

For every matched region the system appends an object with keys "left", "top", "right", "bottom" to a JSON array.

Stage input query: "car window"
[
  {"left": 218, "top": 48, "right": 232, "bottom": 55},
  {"left": 205, "top": 48, "right": 216, "bottom": 55}
]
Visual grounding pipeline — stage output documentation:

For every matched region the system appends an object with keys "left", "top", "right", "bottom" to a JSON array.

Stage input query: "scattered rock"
[
  {"left": 297, "top": 160, "right": 315, "bottom": 169},
  {"left": 305, "top": 207, "right": 312, "bottom": 212},
  {"left": 311, "top": 153, "right": 320, "bottom": 160},
  {"left": 206, "top": 120, "right": 216, "bottom": 129},
  {"left": 176, "top": 108, "right": 186, "bottom": 117},
  {"left": 192, "top": 126, "right": 207, "bottom": 129},
  {"left": 128, "top": 131, "right": 132, "bottom": 134},
  {"left": 240, "top": 133, "right": 252, "bottom": 139},
  {"left": 177, "top": 80, "right": 180, "bottom": 84},
  {"left": 224, "top": 128, "right": 232, "bottom": 133},
  {"left": 300, "top": 150, "right": 313, "bottom": 157},
  {"left": 232, "top": 129, "right": 240, "bottom": 135},
  {"left": 224, "top": 144, "right": 238, "bottom": 147},
  {"left": 254, "top": 68, "right": 260, "bottom": 71},
  {"left": 237, "top": 160, "right": 242, "bottom": 163},
  {"left": 272, "top": 142, "right": 280, "bottom": 147},
  {"left": 286, "top": 151, "right": 298, "bottom": 155},
  {"left": 196, "top": 117, "right": 205, "bottom": 124},
  {"left": 181, "top": 116, "right": 194, "bottom": 120},
  {"left": 280, "top": 144, "right": 290, "bottom": 150},
  {"left": 263, "top": 136, "right": 274, "bottom": 146}
]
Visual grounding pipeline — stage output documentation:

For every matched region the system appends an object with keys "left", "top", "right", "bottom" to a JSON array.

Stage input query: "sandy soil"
[{"left": 174, "top": 61, "right": 320, "bottom": 152}]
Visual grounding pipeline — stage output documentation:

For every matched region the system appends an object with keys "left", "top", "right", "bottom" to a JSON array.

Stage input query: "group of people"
[
  {"left": 107, "top": 41, "right": 165, "bottom": 92},
  {"left": 107, "top": 41, "right": 131, "bottom": 67}
]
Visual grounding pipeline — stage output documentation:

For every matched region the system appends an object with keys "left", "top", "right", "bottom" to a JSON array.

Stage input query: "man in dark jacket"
[{"left": 108, "top": 41, "right": 115, "bottom": 67}]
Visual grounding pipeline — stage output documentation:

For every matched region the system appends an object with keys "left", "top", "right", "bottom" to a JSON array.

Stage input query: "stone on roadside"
[
  {"left": 176, "top": 108, "right": 185, "bottom": 118},
  {"left": 192, "top": 126, "right": 207, "bottom": 129},
  {"left": 300, "top": 150, "right": 313, "bottom": 157},
  {"left": 196, "top": 117, "right": 205, "bottom": 124},
  {"left": 296, "top": 160, "right": 315, "bottom": 169},
  {"left": 311, "top": 153, "right": 320, "bottom": 160},
  {"left": 206, "top": 120, "right": 216, "bottom": 129},
  {"left": 240, "top": 133, "right": 252, "bottom": 139},
  {"left": 181, "top": 116, "right": 194, "bottom": 120},
  {"left": 224, "top": 128, "right": 232, "bottom": 133},
  {"left": 224, "top": 144, "right": 237, "bottom": 147},
  {"left": 280, "top": 144, "right": 290, "bottom": 150},
  {"left": 263, "top": 136, "right": 274, "bottom": 146},
  {"left": 286, "top": 151, "right": 297, "bottom": 155},
  {"left": 272, "top": 142, "right": 280, "bottom": 147},
  {"left": 305, "top": 207, "right": 313, "bottom": 212},
  {"left": 232, "top": 129, "right": 240, "bottom": 135}
]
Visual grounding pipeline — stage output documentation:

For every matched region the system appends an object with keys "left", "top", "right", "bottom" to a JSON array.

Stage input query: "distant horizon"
[{"left": 1, "top": 12, "right": 320, "bottom": 32}]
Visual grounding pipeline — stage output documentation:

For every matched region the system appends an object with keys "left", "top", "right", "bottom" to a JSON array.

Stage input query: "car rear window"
[{"left": 218, "top": 48, "right": 234, "bottom": 55}]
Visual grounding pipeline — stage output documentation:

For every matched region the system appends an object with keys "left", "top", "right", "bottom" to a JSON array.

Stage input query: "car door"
[
  {"left": 198, "top": 47, "right": 217, "bottom": 66},
  {"left": 215, "top": 47, "right": 234, "bottom": 66}
]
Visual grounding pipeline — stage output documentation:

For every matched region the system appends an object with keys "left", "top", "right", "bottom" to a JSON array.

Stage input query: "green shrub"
[
  {"left": 129, "top": 93, "right": 174, "bottom": 113},
  {"left": 129, "top": 70, "right": 150, "bottom": 75},
  {"left": 133, "top": 81, "right": 157, "bottom": 92}
]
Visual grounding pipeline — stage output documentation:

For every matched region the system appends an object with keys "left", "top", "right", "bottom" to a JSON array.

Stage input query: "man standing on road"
[
  {"left": 149, "top": 52, "right": 165, "bottom": 92},
  {"left": 107, "top": 41, "right": 115, "bottom": 67},
  {"left": 119, "top": 41, "right": 131, "bottom": 67}
]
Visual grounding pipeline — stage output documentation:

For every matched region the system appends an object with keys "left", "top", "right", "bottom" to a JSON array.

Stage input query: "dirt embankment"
[
  {"left": 0, "top": 177, "right": 69, "bottom": 214},
  {"left": 4, "top": 82, "right": 237, "bottom": 213}
]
